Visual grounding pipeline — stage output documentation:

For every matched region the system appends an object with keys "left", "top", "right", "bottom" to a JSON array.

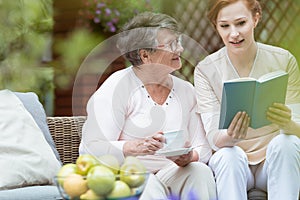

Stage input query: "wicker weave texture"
[{"left": 47, "top": 116, "right": 86, "bottom": 165}]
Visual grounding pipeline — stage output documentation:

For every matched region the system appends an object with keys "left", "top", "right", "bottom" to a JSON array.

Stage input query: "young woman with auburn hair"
[{"left": 194, "top": 0, "right": 300, "bottom": 199}]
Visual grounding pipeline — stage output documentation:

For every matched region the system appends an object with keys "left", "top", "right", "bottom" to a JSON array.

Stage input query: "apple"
[
  {"left": 120, "top": 163, "right": 146, "bottom": 188},
  {"left": 123, "top": 156, "right": 143, "bottom": 165},
  {"left": 80, "top": 189, "right": 104, "bottom": 200},
  {"left": 87, "top": 165, "right": 115, "bottom": 196},
  {"left": 56, "top": 163, "right": 77, "bottom": 186},
  {"left": 98, "top": 154, "right": 120, "bottom": 174},
  {"left": 76, "top": 154, "right": 99, "bottom": 175},
  {"left": 120, "top": 156, "right": 147, "bottom": 188},
  {"left": 106, "top": 180, "right": 131, "bottom": 199},
  {"left": 63, "top": 173, "right": 88, "bottom": 199}
]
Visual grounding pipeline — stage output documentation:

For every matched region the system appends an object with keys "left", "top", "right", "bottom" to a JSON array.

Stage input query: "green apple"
[
  {"left": 76, "top": 154, "right": 99, "bottom": 175},
  {"left": 80, "top": 189, "right": 104, "bottom": 200},
  {"left": 120, "top": 156, "right": 147, "bottom": 188},
  {"left": 106, "top": 180, "right": 131, "bottom": 199},
  {"left": 119, "top": 164, "right": 146, "bottom": 188},
  {"left": 98, "top": 154, "right": 120, "bottom": 174},
  {"left": 87, "top": 165, "right": 115, "bottom": 196},
  {"left": 63, "top": 173, "right": 88, "bottom": 199},
  {"left": 56, "top": 163, "right": 77, "bottom": 186},
  {"left": 123, "top": 156, "right": 143, "bottom": 165}
]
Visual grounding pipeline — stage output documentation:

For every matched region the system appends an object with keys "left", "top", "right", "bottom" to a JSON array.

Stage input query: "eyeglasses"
[{"left": 156, "top": 35, "right": 182, "bottom": 52}]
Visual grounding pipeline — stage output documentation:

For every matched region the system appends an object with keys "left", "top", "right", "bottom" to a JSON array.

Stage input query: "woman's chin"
[
  {"left": 168, "top": 65, "right": 181, "bottom": 72},
  {"left": 175, "top": 63, "right": 182, "bottom": 70},
  {"left": 171, "top": 60, "right": 182, "bottom": 70}
]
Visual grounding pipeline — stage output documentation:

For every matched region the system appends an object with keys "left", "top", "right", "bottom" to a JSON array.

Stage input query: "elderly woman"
[{"left": 79, "top": 12, "right": 216, "bottom": 200}]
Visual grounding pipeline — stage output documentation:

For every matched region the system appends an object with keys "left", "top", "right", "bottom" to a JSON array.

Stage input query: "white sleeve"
[
  {"left": 201, "top": 112, "right": 240, "bottom": 151},
  {"left": 187, "top": 105, "right": 212, "bottom": 163},
  {"left": 288, "top": 103, "right": 300, "bottom": 122},
  {"left": 201, "top": 111, "right": 227, "bottom": 151},
  {"left": 79, "top": 75, "right": 128, "bottom": 163}
]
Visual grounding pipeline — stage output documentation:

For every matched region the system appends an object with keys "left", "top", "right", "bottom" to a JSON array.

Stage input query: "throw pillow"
[
  {"left": 14, "top": 91, "right": 61, "bottom": 163},
  {"left": 0, "top": 89, "right": 61, "bottom": 190}
]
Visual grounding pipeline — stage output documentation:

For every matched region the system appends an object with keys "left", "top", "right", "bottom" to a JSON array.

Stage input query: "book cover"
[{"left": 219, "top": 70, "right": 288, "bottom": 129}]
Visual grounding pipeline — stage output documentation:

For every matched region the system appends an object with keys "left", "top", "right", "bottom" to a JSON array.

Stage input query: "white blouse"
[{"left": 79, "top": 66, "right": 212, "bottom": 173}]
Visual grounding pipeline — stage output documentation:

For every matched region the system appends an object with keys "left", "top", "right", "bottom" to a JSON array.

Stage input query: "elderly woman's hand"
[
  {"left": 166, "top": 142, "right": 197, "bottom": 167},
  {"left": 123, "top": 132, "right": 165, "bottom": 156},
  {"left": 267, "top": 103, "right": 300, "bottom": 136},
  {"left": 167, "top": 150, "right": 194, "bottom": 167}
]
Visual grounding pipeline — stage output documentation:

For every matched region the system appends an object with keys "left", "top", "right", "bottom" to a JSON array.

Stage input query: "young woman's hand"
[
  {"left": 267, "top": 103, "right": 300, "bottom": 136},
  {"left": 227, "top": 111, "right": 250, "bottom": 140}
]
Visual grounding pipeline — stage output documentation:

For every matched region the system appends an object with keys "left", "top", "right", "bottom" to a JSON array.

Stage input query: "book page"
[
  {"left": 258, "top": 70, "right": 287, "bottom": 82},
  {"left": 225, "top": 77, "right": 256, "bottom": 83}
]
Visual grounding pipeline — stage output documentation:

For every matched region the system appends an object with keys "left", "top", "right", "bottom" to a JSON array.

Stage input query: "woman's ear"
[
  {"left": 139, "top": 49, "right": 151, "bottom": 63},
  {"left": 253, "top": 12, "right": 260, "bottom": 28}
]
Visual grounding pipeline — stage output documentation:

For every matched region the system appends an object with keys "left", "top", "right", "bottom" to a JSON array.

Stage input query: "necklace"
[
  {"left": 132, "top": 66, "right": 174, "bottom": 106},
  {"left": 141, "top": 84, "right": 174, "bottom": 106}
]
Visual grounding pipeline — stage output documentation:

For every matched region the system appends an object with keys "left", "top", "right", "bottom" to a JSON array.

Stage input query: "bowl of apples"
[{"left": 54, "top": 154, "right": 149, "bottom": 200}]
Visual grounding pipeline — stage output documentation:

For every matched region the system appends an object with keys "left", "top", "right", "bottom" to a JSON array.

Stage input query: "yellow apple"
[
  {"left": 76, "top": 154, "right": 99, "bottom": 175},
  {"left": 63, "top": 173, "right": 88, "bottom": 199},
  {"left": 80, "top": 189, "right": 104, "bottom": 200}
]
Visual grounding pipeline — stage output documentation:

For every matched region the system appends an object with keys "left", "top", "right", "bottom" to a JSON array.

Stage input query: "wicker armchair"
[{"left": 47, "top": 116, "right": 86, "bottom": 165}]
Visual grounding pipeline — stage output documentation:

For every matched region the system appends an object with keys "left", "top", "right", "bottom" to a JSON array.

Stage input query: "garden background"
[{"left": 0, "top": 0, "right": 299, "bottom": 116}]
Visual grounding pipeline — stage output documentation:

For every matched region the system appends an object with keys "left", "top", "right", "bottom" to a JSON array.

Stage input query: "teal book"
[{"left": 219, "top": 70, "right": 288, "bottom": 129}]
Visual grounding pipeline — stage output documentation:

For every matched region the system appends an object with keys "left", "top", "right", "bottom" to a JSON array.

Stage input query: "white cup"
[{"left": 163, "top": 130, "right": 184, "bottom": 150}]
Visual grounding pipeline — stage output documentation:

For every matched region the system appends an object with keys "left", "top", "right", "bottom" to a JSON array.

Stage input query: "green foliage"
[
  {"left": 0, "top": 0, "right": 54, "bottom": 98},
  {"left": 54, "top": 0, "right": 162, "bottom": 88},
  {"left": 54, "top": 29, "right": 103, "bottom": 89}
]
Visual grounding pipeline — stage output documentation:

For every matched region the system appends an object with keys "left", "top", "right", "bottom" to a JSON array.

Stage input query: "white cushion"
[
  {"left": 14, "top": 91, "right": 61, "bottom": 162},
  {"left": 0, "top": 90, "right": 61, "bottom": 190}
]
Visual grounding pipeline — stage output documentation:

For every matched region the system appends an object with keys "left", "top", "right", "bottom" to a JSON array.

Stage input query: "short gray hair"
[{"left": 116, "top": 12, "right": 179, "bottom": 66}]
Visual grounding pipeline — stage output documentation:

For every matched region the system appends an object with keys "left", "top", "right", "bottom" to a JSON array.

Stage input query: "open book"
[{"left": 219, "top": 70, "right": 288, "bottom": 129}]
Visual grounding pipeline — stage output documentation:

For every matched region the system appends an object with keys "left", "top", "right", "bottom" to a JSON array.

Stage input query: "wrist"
[
  {"left": 123, "top": 140, "right": 137, "bottom": 156},
  {"left": 280, "top": 121, "right": 300, "bottom": 137},
  {"left": 191, "top": 150, "right": 199, "bottom": 162},
  {"left": 215, "top": 131, "right": 242, "bottom": 148},
  {"left": 123, "top": 141, "right": 131, "bottom": 157}
]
